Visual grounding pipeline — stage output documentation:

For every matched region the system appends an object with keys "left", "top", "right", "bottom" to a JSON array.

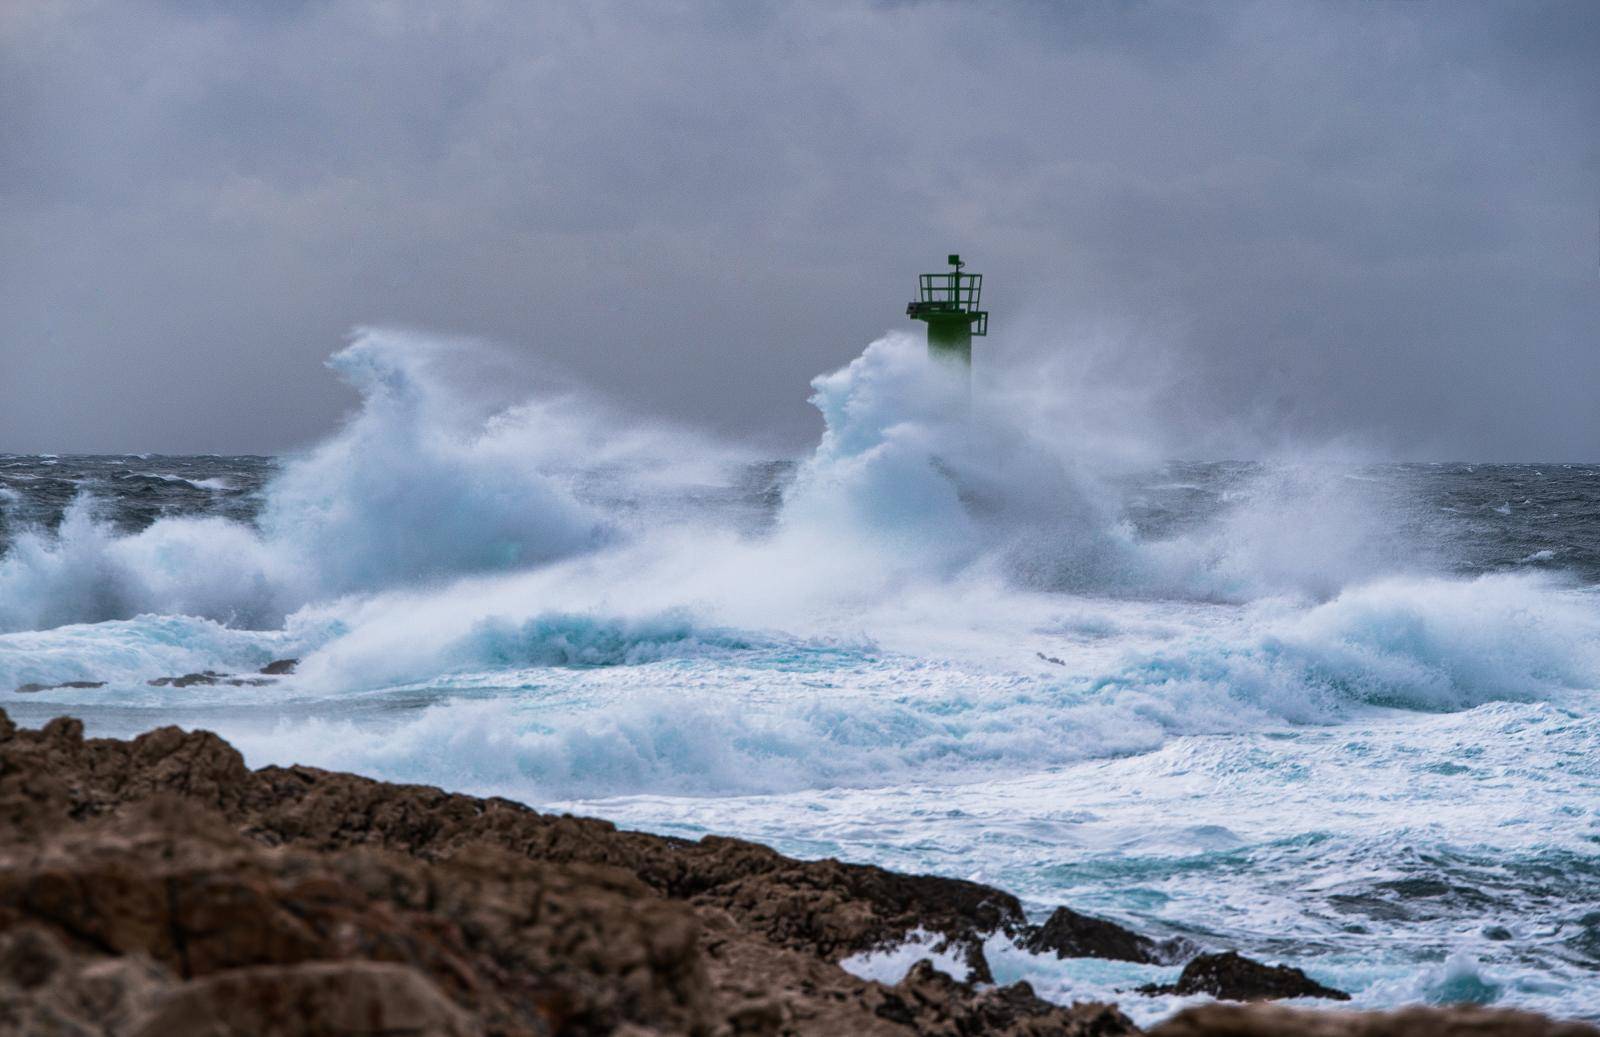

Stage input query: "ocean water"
[{"left": 2, "top": 329, "right": 1598, "bottom": 1024}]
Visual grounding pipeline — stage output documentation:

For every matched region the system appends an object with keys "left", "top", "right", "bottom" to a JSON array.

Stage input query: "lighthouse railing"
[{"left": 916, "top": 271, "right": 983, "bottom": 312}]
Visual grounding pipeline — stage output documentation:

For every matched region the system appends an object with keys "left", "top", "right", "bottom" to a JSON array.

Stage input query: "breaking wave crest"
[
  {"left": 213, "top": 570, "right": 1600, "bottom": 800},
  {"left": 0, "top": 330, "right": 1459, "bottom": 633},
  {"left": 0, "top": 330, "right": 609, "bottom": 632}
]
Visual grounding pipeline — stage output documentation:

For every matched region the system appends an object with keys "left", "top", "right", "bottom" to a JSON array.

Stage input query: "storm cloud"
[{"left": 2, "top": 0, "right": 1596, "bottom": 458}]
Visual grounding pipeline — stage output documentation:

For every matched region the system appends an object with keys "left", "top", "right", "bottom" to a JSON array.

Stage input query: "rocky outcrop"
[
  {"left": 0, "top": 710, "right": 1132, "bottom": 1036},
  {"left": 880, "top": 961, "right": 1134, "bottom": 1036},
  {"left": 0, "top": 709, "right": 1589, "bottom": 1036},
  {"left": 1139, "top": 951, "right": 1350, "bottom": 1002},
  {"left": 130, "top": 961, "right": 477, "bottom": 1037},
  {"left": 0, "top": 711, "right": 1023, "bottom": 978},
  {"left": 0, "top": 796, "right": 713, "bottom": 1034},
  {"left": 1024, "top": 906, "right": 1195, "bottom": 966}
]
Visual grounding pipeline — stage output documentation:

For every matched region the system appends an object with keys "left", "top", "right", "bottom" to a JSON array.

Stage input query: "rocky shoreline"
[{"left": 0, "top": 708, "right": 1592, "bottom": 1036}]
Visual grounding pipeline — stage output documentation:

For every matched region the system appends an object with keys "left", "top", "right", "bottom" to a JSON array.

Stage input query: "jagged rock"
[
  {"left": 890, "top": 959, "right": 1138, "bottom": 1036},
  {"left": 1151, "top": 1002, "right": 1600, "bottom": 1036},
  {"left": 688, "top": 844, "right": 1023, "bottom": 982},
  {"left": 258, "top": 658, "right": 299, "bottom": 675},
  {"left": 1140, "top": 950, "right": 1349, "bottom": 1002},
  {"left": 0, "top": 709, "right": 1146, "bottom": 1036},
  {"left": 0, "top": 924, "right": 69, "bottom": 989},
  {"left": 0, "top": 795, "right": 714, "bottom": 1035},
  {"left": 0, "top": 923, "right": 171, "bottom": 1034},
  {"left": 1025, "top": 905, "right": 1195, "bottom": 965},
  {"left": 1, "top": 709, "right": 1589, "bottom": 1037},
  {"left": 129, "top": 961, "right": 475, "bottom": 1037}
]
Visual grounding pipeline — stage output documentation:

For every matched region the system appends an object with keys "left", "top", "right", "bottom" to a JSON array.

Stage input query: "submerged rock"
[
  {"left": 147, "top": 671, "right": 225, "bottom": 687},
  {"left": 17, "top": 671, "right": 285, "bottom": 694},
  {"left": 14, "top": 680, "right": 106, "bottom": 694},
  {"left": 147, "top": 671, "right": 272, "bottom": 688},
  {"left": 1140, "top": 950, "right": 1350, "bottom": 1002}
]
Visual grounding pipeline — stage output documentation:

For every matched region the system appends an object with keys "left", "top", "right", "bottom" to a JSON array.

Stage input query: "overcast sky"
[{"left": 2, "top": 0, "right": 1596, "bottom": 459}]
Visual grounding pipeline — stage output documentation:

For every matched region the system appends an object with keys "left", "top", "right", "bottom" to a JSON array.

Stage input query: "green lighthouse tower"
[{"left": 907, "top": 253, "right": 988, "bottom": 366}]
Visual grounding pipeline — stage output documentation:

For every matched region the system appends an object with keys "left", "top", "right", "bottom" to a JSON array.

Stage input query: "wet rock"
[
  {"left": 688, "top": 846, "right": 1025, "bottom": 982},
  {"left": 15, "top": 681, "right": 105, "bottom": 694},
  {"left": 147, "top": 670, "right": 273, "bottom": 688},
  {"left": 1140, "top": 950, "right": 1349, "bottom": 1001},
  {"left": 145, "top": 664, "right": 291, "bottom": 688},
  {"left": 147, "top": 671, "right": 225, "bottom": 688},
  {"left": 1025, "top": 905, "right": 1196, "bottom": 965},
  {"left": 1151, "top": 1002, "right": 1600, "bottom": 1036},
  {"left": 895, "top": 959, "right": 1138, "bottom": 1036}
]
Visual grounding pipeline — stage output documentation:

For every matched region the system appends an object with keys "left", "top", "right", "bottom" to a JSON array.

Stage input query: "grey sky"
[{"left": 2, "top": 0, "right": 1596, "bottom": 459}]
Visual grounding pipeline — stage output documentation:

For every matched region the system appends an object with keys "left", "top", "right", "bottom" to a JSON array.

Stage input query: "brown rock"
[
  {"left": 0, "top": 924, "right": 67, "bottom": 989},
  {"left": 0, "top": 708, "right": 1588, "bottom": 1037},
  {"left": 891, "top": 958, "right": 1139, "bottom": 1036},
  {"left": 128, "top": 961, "right": 475, "bottom": 1037},
  {"left": 0, "top": 796, "right": 713, "bottom": 1035},
  {"left": 41, "top": 716, "right": 84, "bottom": 743},
  {"left": 0, "top": 924, "right": 170, "bottom": 1034},
  {"left": 1151, "top": 1002, "right": 1600, "bottom": 1037}
]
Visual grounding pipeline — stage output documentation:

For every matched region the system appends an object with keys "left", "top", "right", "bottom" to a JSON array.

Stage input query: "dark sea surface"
[{"left": 6, "top": 454, "right": 1599, "bottom": 583}]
